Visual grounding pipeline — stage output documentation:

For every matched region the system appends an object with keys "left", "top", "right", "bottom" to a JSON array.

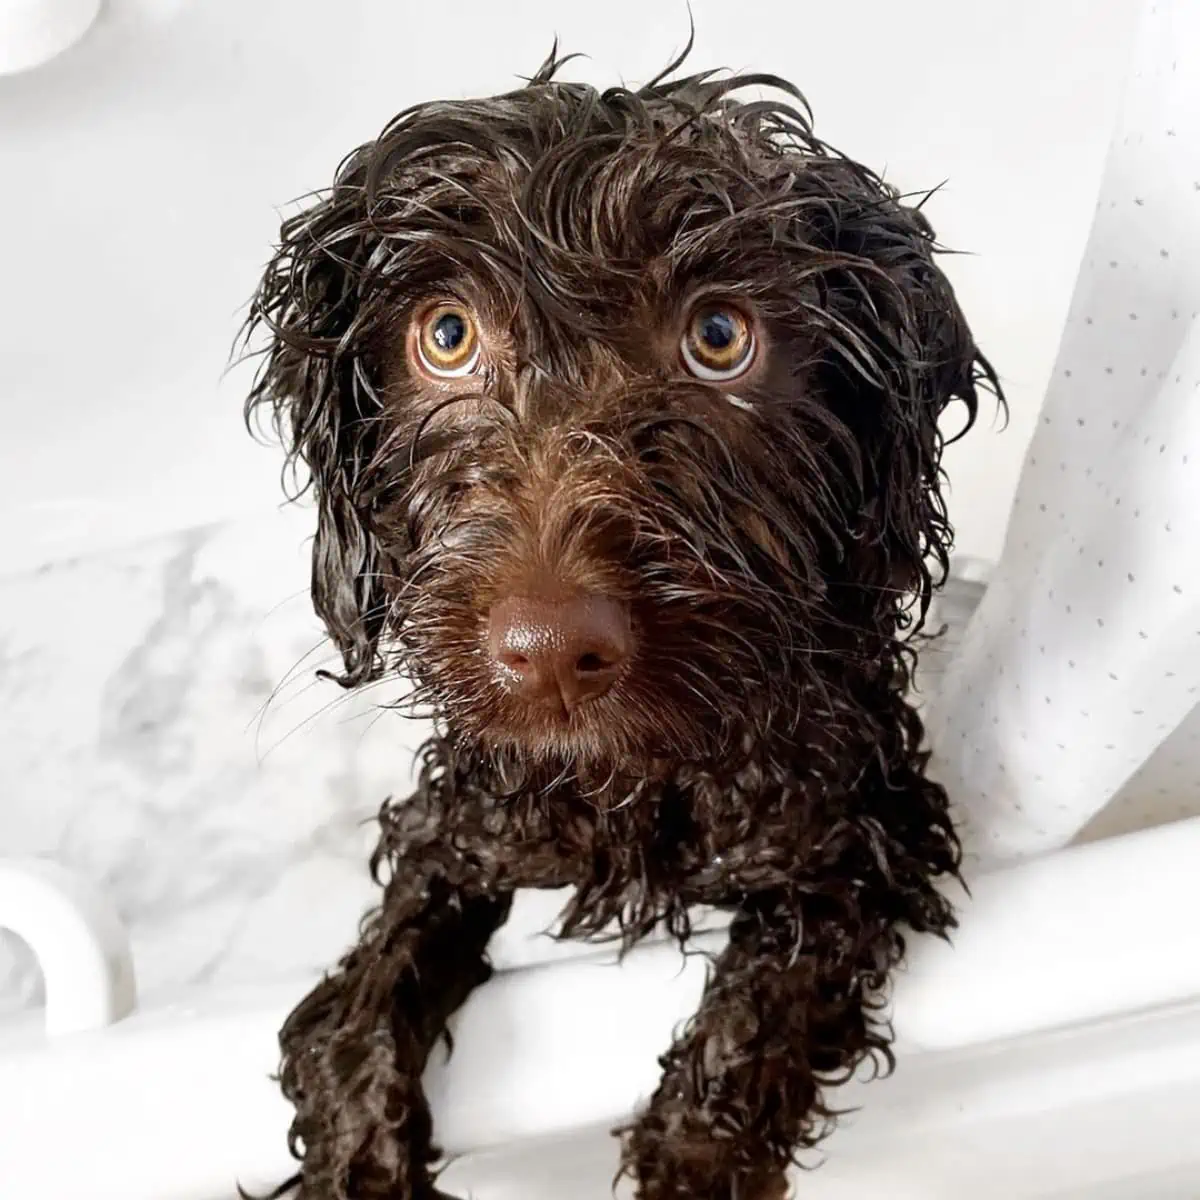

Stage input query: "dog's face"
[{"left": 245, "top": 55, "right": 995, "bottom": 773}]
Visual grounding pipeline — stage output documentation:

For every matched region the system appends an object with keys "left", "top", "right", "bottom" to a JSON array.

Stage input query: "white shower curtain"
[{"left": 929, "top": 0, "right": 1200, "bottom": 866}]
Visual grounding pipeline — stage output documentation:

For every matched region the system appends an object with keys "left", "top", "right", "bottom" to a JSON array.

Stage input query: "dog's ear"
[
  {"left": 808, "top": 172, "right": 1001, "bottom": 626},
  {"left": 242, "top": 155, "right": 392, "bottom": 687}
]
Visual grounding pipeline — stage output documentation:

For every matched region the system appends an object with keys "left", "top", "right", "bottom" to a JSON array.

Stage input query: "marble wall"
[
  {"left": 4, "top": 503, "right": 1183, "bottom": 1019},
  {"left": 0, "top": 505, "right": 424, "bottom": 1015},
  {"left": 0, "top": 504, "right": 993, "bottom": 1014}
]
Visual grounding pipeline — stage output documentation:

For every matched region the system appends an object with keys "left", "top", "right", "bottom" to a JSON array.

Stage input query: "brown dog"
[{"left": 243, "top": 42, "right": 1000, "bottom": 1200}]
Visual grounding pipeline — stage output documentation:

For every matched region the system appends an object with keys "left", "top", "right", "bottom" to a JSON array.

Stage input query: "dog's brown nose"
[{"left": 487, "top": 593, "right": 633, "bottom": 713}]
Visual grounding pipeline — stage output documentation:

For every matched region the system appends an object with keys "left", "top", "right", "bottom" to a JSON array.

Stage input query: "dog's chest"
[{"left": 558, "top": 771, "right": 834, "bottom": 908}]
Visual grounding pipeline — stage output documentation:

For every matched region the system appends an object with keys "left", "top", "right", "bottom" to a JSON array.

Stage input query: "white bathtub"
[{"left": 2, "top": 818, "right": 1200, "bottom": 1200}]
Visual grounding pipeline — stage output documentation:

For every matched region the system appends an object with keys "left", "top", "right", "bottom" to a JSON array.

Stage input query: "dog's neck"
[
  {"left": 435, "top": 717, "right": 866, "bottom": 854},
  {"left": 383, "top": 685, "right": 938, "bottom": 948}
]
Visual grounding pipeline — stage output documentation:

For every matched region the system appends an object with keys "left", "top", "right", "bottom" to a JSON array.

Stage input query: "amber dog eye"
[
  {"left": 415, "top": 304, "right": 480, "bottom": 377},
  {"left": 680, "top": 304, "right": 756, "bottom": 381}
]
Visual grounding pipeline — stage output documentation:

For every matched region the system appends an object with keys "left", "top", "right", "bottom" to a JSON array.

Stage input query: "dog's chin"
[
  {"left": 466, "top": 695, "right": 689, "bottom": 777},
  {"left": 478, "top": 715, "right": 651, "bottom": 773}
]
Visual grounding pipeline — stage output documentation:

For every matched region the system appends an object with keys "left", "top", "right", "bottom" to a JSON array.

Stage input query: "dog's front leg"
[
  {"left": 621, "top": 892, "right": 907, "bottom": 1200},
  {"left": 273, "top": 789, "right": 528, "bottom": 1200}
]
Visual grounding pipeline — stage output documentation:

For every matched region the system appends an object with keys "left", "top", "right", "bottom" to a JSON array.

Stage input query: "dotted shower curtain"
[{"left": 928, "top": 0, "right": 1200, "bottom": 866}]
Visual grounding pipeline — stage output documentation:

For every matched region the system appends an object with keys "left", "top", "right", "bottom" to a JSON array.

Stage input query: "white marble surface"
[
  {"left": 0, "top": 506, "right": 423, "bottom": 1014},
  {"left": 1, "top": 504, "right": 1188, "bottom": 1017}
]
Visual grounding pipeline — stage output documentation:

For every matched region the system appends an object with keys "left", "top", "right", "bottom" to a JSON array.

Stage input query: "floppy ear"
[
  {"left": 242, "top": 153, "right": 392, "bottom": 688},
  {"left": 808, "top": 171, "right": 1001, "bottom": 627}
]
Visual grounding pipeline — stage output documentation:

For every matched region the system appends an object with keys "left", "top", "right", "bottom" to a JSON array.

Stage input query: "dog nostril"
[{"left": 487, "top": 592, "right": 633, "bottom": 712}]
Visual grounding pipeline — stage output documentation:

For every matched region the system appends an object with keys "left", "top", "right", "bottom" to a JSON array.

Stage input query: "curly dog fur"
[{"left": 242, "top": 40, "right": 1001, "bottom": 1200}]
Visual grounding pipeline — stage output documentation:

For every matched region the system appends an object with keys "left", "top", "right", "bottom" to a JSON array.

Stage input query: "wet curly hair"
[{"left": 242, "top": 37, "right": 1000, "bottom": 1200}]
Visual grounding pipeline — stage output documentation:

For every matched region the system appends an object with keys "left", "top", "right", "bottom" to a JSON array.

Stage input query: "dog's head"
[{"left": 244, "top": 49, "right": 998, "bottom": 772}]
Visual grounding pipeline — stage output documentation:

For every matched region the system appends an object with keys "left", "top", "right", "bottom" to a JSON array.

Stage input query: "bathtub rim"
[{"left": 2, "top": 815, "right": 1200, "bottom": 1199}]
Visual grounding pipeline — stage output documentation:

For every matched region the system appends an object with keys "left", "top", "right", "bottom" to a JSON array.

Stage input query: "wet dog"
[{"left": 243, "top": 44, "right": 999, "bottom": 1200}]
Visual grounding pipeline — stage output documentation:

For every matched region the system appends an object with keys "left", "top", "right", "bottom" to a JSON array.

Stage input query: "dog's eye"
[
  {"left": 680, "top": 304, "right": 756, "bottom": 382},
  {"left": 415, "top": 304, "right": 481, "bottom": 378}
]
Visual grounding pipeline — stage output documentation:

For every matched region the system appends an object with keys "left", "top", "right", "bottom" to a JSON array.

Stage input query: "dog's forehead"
[
  {"left": 374, "top": 90, "right": 789, "bottom": 280},
  {"left": 358, "top": 83, "right": 898, "bottom": 391}
]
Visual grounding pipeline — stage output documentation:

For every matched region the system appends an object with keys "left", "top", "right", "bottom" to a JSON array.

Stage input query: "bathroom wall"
[
  {"left": 0, "top": 505, "right": 988, "bottom": 1015},
  {"left": 0, "top": 0, "right": 1147, "bottom": 1010},
  {"left": 0, "top": 506, "right": 413, "bottom": 1012}
]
